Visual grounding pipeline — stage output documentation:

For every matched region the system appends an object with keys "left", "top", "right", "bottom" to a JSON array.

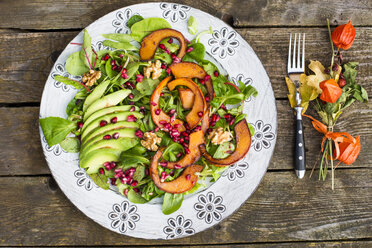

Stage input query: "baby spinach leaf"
[
  {"left": 54, "top": 75, "right": 85, "bottom": 90},
  {"left": 60, "top": 137, "right": 80, "bottom": 153},
  {"left": 120, "top": 152, "right": 150, "bottom": 165},
  {"left": 105, "top": 58, "right": 116, "bottom": 78},
  {"left": 102, "top": 33, "right": 133, "bottom": 43},
  {"left": 130, "top": 17, "right": 171, "bottom": 42},
  {"left": 128, "top": 15, "right": 144, "bottom": 28},
  {"left": 39, "top": 117, "right": 76, "bottom": 147},
  {"left": 89, "top": 173, "right": 109, "bottom": 190},
  {"left": 155, "top": 52, "right": 172, "bottom": 64},
  {"left": 136, "top": 78, "right": 160, "bottom": 95},
  {"left": 160, "top": 39, "right": 179, "bottom": 53},
  {"left": 213, "top": 142, "right": 235, "bottom": 159},
  {"left": 188, "top": 16, "right": 198, "bottom": 35},
  {"left": 133, "top": 165, "right": 146, "bottom": 182},
  {"left": 80, "top": 29, "right": 95, "bottom": 69},
  {"left": 65, "top": 51, "right": 90, "bottom": 76},
  {"left": 162, "top": 193, "right": 184, "bottom": 215},
  {"left": 127, "top": 189, "right": 148, "bottom": 204},
  {"left": 102, "top": 40, "right": 138, "bottom": 51},
  {"left": 186, "top": 42, "right": 205, "bottom": 62}
]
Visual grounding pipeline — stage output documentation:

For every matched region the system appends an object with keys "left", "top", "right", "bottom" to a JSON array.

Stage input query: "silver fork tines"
[{"left": 287, "top": 33, "right": 305, "bottom": 74}]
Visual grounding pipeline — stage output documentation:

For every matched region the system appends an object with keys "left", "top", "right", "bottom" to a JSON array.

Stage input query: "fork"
[{"left": 287, "top": 33, "right": 306, "bottom": 179}]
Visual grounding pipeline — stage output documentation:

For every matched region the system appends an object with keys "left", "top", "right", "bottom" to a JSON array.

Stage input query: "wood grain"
[
  {"left": 0, "top": 101, "right": 370, "bottom": 176},
  {"left": 0, "top": 169, "right": 370, "bottom": 246},
  {"left": 0, "top": 28, "right": 370, "bottom": 103},
  {"left": 0, "top": 0, "right": 371, "bottom": 30}
]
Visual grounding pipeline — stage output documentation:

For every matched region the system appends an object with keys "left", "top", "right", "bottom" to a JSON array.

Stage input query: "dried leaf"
[{"left": 306, "top": 60, "right": 330, "bottom": 93}]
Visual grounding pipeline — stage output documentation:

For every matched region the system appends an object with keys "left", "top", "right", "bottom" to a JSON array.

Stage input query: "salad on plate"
[{"left": 40, "top": 15, "right": 257, "bottom": 215}]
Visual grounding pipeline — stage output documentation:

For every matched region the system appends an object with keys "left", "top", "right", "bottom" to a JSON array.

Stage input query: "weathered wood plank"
[
  {"left": 0, "top": 169, "right": 370, "bottom": 246},
  {"left": 0, "top": 27, "right": 370, "bottom": 103},
  {"left": 0, "top": 0, "right": 371, "bottom": 30},
  {"left": 0, "top": 101, "right": 370, "bottom": 176}
]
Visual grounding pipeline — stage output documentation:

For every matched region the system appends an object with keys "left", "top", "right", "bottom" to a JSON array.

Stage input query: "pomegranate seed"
[
  {"left": 229, "top": 118, "right": 235, "bottom": 126},
  {"left": 131, "top": 180, "right": 138, "bottom": 187},
  {"left": 129, "top": 101, "right": 134, "bottom": 105},
  {"left": 207, "top": 128, "right": 213, "bottom": 133},
  {"left": 151, "top": 101, "right": 157, "bottom": 106},
  {"left": 159, "top": 120, "right": 168, "bottom": 125},
  {"left": 128, "top": 93, "right": 134, "bottom": 99},
  {"left": 211, "top": 121, "right": 216, "bottom": 127},
  {"left": 166, "top": 68, "right": 171, "bottom": 75},
  {"left": 129, "top": 167, "right": 136, "bottom": 173},
  {"left": 110, "top": 178, "right": 116, "bottom": 185},
  {"left": 161, "top": 171, "right": 167, "bottom": 178},
  {"left": 174, "top": 124, "right": 181, "bottom": 128},
  {"left": 194, "top": 126, "right": 201, "bottom": 131},
  {"left": 204, "top": 75, "right": 211, "bottom": 81},
  {"left": 130, "top": 106, "right": 135, "bottom": 112},
  {"left": 214, "top": 71, "right": 219, "bottom": 77},
  {"left": 110, "top": 161, "right": 117, "bottom": 169},
  {"left": 198, "top": 111, "right": 203, "bottom": 117},
  {"left": 184, "top": 136, "right": 189, "bottom": 141},
  {"left": 177, "top": 152, "right": 183, "bottom": 158},
  {"left": 172, "top": 137, "right": 179, "bottom": 142},
  {"left": 140, "top": 109, "right": 145, "bottom": 115},
  {"left": 179, "top": 138, "right": 184, "bottom": 143},
  {"left": 100, "top": 120, "right": 108, "bottom": 127},
  {"left": 181, "top": 132, "right": 188, "bottom": 137},
  {"left": 167, "top": 38, "right": 173, "bottom": 44},
  {"left": 135, "top": 130, "right": 143, "bottom": 138},
  {"left": 164, "top": 48, "right": 170, "bottom": 54},
  {"left": 136, "top": 74, "right": 143, "bottom": 82},
  {"left": 186, "top": 47, "right": 194, "bottom": 53},
  {"left": 154, "top": 127, "right": 160, "bottom": 132},
  {"left": 211, "top": 114, "right": 217, "bottom": 122},
  {"left": 77, "top": 121, "right": 83, "bottom": 129},
  {"left": 111, "top": 117, "right": 118, "bottom": 123},
  {"left": 119, "top": 54, "right": 124, "bottom": 58},
  {"left": 168, "top": 109, "right": 176, "bottom": 115},
  {"left": 99, "top": 168, "right": 105, "bottom": 174},
  {"left": 112, "top": 132, "right": 119, "bottom": 139},
  {"left": 171, "top": 53, "right": 176, "bottom": 59},
  {"left": 103, "top": 135, "right": 111, "bottom": 140},
  {"left": 127, "top": 115, "right": 137, "bottom": 122},
  {"left": 121, "top": 73, "right": 129, "bottom": 79},
  {"left": 155, "top": 109, "right": 161, "bottom": 115},
  {"left": 159, "top": 44, "right": 166, "bottom": 50},
  {"left": 159, "top": 162, "right": 168, "bottom": 167},
  {"left": 185, "top": 148, "right": 190, "bottom": 154},
  {"left": 169, "top": 170, "right": 175, "bottom": 177},
  {"left": 140, "top": 106, "right": 145, "bottom": 110},
  {"left": 205, "top": 96, "right": 210, "bottom": 102},
  {"left": 116, "top": 66, "right": 122, "bottom": 72},
  {"left": 173, "top": 57, "right": 181, "bottom": 64},
  {"left": 186, "top": 174, "right": 191, "bottom": 180},
  {"left": 124, "top": 188, "right": 129, "bottom": 196},
  {"left": 102, "top": 54, "right": 110, "bottom": 61},
  {"left": 114, "top": 168, "right": 122, "bottom": 173},
  {"left": 122, "top": 68, "right": 127, "bottom": 74},
  {"left": 220, "top": 104, "right": 227, "bottom": 110},
  {"left": 215, "top": 115, "right": 221, "bottom": 122},
  {"left": 110, "top": 60, "right": 116, "bottom": 66},
  {"left": 224, "top": 114, "right": 231, "bottom": 120},
  {"left": 200, "top": 79, "right": 205, "bottom": 85},
  {"left": 145, "top": 168, "right": 149, "bottom": 176},
  {"left": 174, "top": 164, "right": 182, "bottom": 169},
  {"left": 160, "top": 92, "right": 164, "bottom": 97},
  {"left": 133, "top": 188, "right": 140, "bottom": 193},
  {"left": 170, "top": 114, "right": 176, "bottom": 123},
  {"left": 112, "top": 65, "right": 117, "bottom": 71},
  {"left": 104, "top": 162, "right": 111, "bottom": 170},
  {"left": 161, "top": 64, "right": 166, "bottom": 69}
]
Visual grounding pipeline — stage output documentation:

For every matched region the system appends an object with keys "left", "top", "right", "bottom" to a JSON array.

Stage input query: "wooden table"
[{"left": 0, "top": 0, "right": 371, "bottom": 247}]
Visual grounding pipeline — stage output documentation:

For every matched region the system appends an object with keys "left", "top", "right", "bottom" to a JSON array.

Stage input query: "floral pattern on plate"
[
  {"left": 208, "top": 27, "right": 239, "bottom": 59},
  {"left": 51, "top": 63, "right": 82, "bottom": 92},
  {"left": 160, "top": 3, "right": 190, "bottom": 22},
  {"left": 163, "top": 215, "right": 195, "bottom": 239},
  {"left": 194, "top": 192, "right": 226, "bottom": 224},
  {"left": 250, "top": 120, "right": 275, "bottom": 151},
  {"left": 108, "top": 201, "right": 140, "bottom": 233},
  {"left": 222, "top": 162, "right": 249, "bottom": 181}
]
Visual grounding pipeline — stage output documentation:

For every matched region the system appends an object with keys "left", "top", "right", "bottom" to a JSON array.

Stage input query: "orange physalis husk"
[
  {"left": 303, "top": 115, "right": 361, "bottom": 167},
  {"left": 319, "top": 79, "right": 343, "bottom": 103},
  {"left": 332, "top": 20, "right": 356, "bottom": 50}
]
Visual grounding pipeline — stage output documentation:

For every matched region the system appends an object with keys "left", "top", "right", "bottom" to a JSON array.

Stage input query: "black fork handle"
[{"left": 294, "top": 105, "right": 306, "bottom": 178}]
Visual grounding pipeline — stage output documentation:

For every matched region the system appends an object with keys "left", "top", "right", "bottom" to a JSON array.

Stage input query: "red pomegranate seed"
[
  {"left": 174, "top": 164, "right": 182, "bottom": 169},
  {"left": 194, "top": 126, "right": 201, "bottom": 131},
  {"left": 167, "top": 38, "right": 173, "bottom": 44},
  {"left": 155, "top": 109, "right": 161, "bottom": 115},
  {"left": 170, "top": 114, "right": 176, "bottom": 123},
  {"left": 77, "top": 121, "right": 84, "bottom": 129},
  {"left": 121, "top": 73, "right": 129, "bottom": 79},
  {"left": 110, "top": 117, "right": 117, "bottom": 123},
  {"left": 131, "top": 180, "right": 138, "bottom": 187},
  {"left": 179, "top": 138, "right": 184, "bottom": 143},
  {"left": 136, "top": 74, "right": 143, "bottom": 82},
  {"left": 174, "top": 124, "right": 181, "bottom": 128},
  {"left": 224, "top": 114, "right": 231, "bottom": 120},
  {"left": 215, "top": 115, "right": 221, "bottom": 122},
  {"left": 169, "top": 170, "right": 175, "bottom": 176},
  {"left": 110, "top": 161, "right": 117, "bottom": 169},
  {"left": 211, "top": 114, "right": 217, "bottom": 122},
  {"left": 166, "top": 68, "right": 171, "bottom": 75},
  {"left": 112, "top": 65, "right": 117, "bottom": 71},
  {"left": 177, "top": 152, "right": 183, "bottom": 158},
  {"left": 161, "top": 64, "right": 166, "bottom": 69},
  {"left": 164, "top": 48, "right": 170, "bottom": 54},
  {"left": 229, "top": 118, "right": 235, "bottom": 126},
  {"left": 181, "top": 132, "right": 188, "bottom": 137},
  {"left": 207, "top": 128, "right": 213, "bottom": 133},
  {"left": 103, "top": 135, "right": 111, "bottom": 140},
  {"left": 119, "top": 54, "right": 124, "bottom": 58},
  {"left": 124, "top": 188, "right": 129, "bottom": 196},
  {"left": 214, "top": 71, "right": 219, "bottom": 77},
  {"left": 151, "top": 101, "right": 157, "bottom": 106},
  {"left": 198, "top": 111, "right": 203, "bottom": 117},
  {"left": 159, "top": 44, "right": 166, "bottom": 50},
  {"left": 127, "top": 115, "right": 137, "bottom": 122},
  {"left": 186, "top": 174, "right": 191, "bottom": 180},
  {"left": 100, "top": 120, "right": 108, "bottom": 127},
  {"left": 168, "top": 109, "right": 176, "bottom": 115},
  {"left": 99, "top": 168, "right": 105, "bottom": 174},
  {"left": 110, "top": 178, "right": 116, "bottom": 185},
  {"left": 220, "top": 104, "right": 227, "bottom": 110},
  {"left": 102, "top": 54, "right": 110, "bottom": 61},
  {"left": 204, "top": 75, "right": 211, "bottom": 81},
  {"left": 135, "top": 130, "right": 143, "bottom": 138},
  {"left": 154, "top": 127, "right": 160, "bottom": 132},
  {"left": 185, "top": 148, "right": 190, "bottom": 154},
  {"left": 133, "top": 188, "right": 140, "bottom": 193},
  {"left": 145, "top": 168, "right": 149, "bottom": 176},
  {"left": 112, "top": 132, "right": 119, "bottom": 139},
  {"left": 186, "top": 47, "right": 194, "bottom": 53},
  {"left": 199, "top": 79, "right": 205, "bottom": 85},
  {"left": 129, "top": 101, "right": 134, "bottom": 105},
  {"left": 184, "top": 136, "right": 189, "bottom": 141},
  {"left": 172, "top": 137, "right": 179, "bottom": 142},
  {"left": 128, "top": 93, "right": 134, "bottom": 99},
  {"left": 130, "top": 106, "right": 135, "bottom": 112},
  {"left": 171, "top": 53, "right": 176, "bottom": 59},
  {"left": 211, "top": 121, "right": 216, "bottom": 127},
  {"left": 122, "top": 68, "right": 127, "bottom": 74},
  {"left": 104, "top": 162, "right": 111, "bottom": 170},
  {"left": 205, "top": 96, "right": 210, "bottom": 102},
  {"left": 110, "top": 60, "right": 116, "bottom": 66},
  {"left": 159, "top": 162, "right": 168, "bottom": 167},
  {"left": 159, "top": 120, "right": 168, "bottom": 125},
  {"left": 173, "top": 57, "right": 181, "bottom": 63}
]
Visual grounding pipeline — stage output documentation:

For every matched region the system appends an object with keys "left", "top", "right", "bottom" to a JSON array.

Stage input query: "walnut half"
[
  {"left": 140, "top": 132, "right": 162, "bottom": 151},
  {"left": 82, "top": 70, "right": 101, "bottom": 87},
  {"left": 143, "top": 60, "right": 162, "bottom": 80},
  {"left": 207, "top": 127, "right": 233, "bottom": 145}
]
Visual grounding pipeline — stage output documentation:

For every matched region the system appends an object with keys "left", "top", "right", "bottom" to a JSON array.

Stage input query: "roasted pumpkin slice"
[
  {"left": 199, "top": 119, "right": 252, "bottom": 166},
  {"left": 150, "top": 76, "right": 185, "bottom": 132},
  {"left": 166, "top": 130, "right": 204, "bottom": 169},
  {"left": 178, "top": 88, "right": 194, "bottom": 109},
  {"left": 168, "top": 78, "right": 206, "bottom": 129},
  {"left": 169, "top": 62, "right": 215, "bottom": 100},
  {"left": 140, "top": 28, "right": 187, "bottom": 61},
  {"left": 201, "top": 106, "right": 210, "bottom": 134},
  {"left": 150, "top": 148, "right": 203, "bottom": 194}
]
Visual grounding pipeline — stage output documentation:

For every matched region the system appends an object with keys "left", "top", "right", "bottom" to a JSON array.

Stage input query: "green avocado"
[
  {"left": 81, "top": 111, "right": 143, "bottom": 141},
  {"left": 80, "top": 138, "right": 138, "bottom": 161},
  {"left": 83, "top": 80, "right": 110, "bottom": 112},
  {"left": 84, "top": 89, "right": 131, "bottom": 120},
  {"left": 83, "top": 105, "right": 139, "bottom": 127},
  {"left": 82, "top": 126, "right": 137, "bottom": 148},
  {"left": 80, "top": 148, "right": 122, "bottom": 174}
]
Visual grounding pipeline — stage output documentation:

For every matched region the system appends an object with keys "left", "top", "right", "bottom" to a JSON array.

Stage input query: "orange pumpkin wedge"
[
  {"left": 178, "top": 88, "right": 195, "bottom": 109},
  {"left": 150, "top": 76, "right": 185, "bottom": 132},
  {"left": 199, "top": 119, "right": 251, "bottom": 166},
  {"left": 150, "top": 148, "right": 203, "bottom": 194},
  {"left": 169, "top": 62, "right": 215, "bottom": 100},
  {"left": 166, "top": 130, "right": 204, "bottom": 169},
  {"left": 201, "top": 106, "right": 210, "bottom": 134},
  {"left": 168, "top": 78, "right": 206, "bottom": 129},
  {"left": 140, "top": 28, "right": 187, "bottom": 61}
]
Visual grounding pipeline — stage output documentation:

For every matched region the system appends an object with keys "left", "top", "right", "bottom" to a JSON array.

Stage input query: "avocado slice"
[
  {"left": 80, "top": 138, "right": 138, "bottom": 160},
  {"left": 84, "top": 89, "right": 131, "bottom": 120},
  {"left": 83, "top": 80, "right": 110, "bottom": 112},
  {"left": 81, "top": 111, "right": 143, "bottom": 141},
  {"left": 80, "top": 148, "right": 122, "bottom": 174},
  {"left": 82, "top": 125, "right": 137, "bottom": 148},
  {"left": 83, "top": 105, "right": 139, "bottom": 127}
]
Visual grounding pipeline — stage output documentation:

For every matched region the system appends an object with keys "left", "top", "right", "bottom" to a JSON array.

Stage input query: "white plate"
[{"left": 39, "top": 2, "right": 277, "bottom": 239}]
